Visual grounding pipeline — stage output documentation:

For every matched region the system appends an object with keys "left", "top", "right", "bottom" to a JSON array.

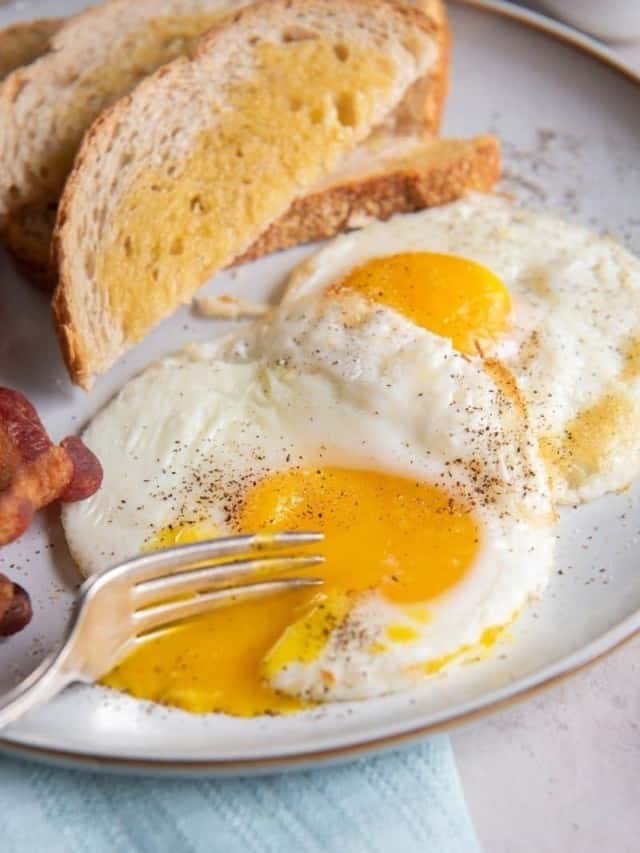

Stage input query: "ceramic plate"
[{"left": 0, "top": 0, "right": 639, "bottom": 776}]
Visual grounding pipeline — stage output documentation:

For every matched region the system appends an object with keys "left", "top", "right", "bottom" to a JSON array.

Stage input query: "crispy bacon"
[
  {"left": 0, "top": 575, "right": 32, "bottom": 637},
  {"left": 0, "top": 387, "right": 103, "bottom": 547},
  {"left": 0, "top": 387, "right": 53, "bottom": 462},
  {"left": 0, "top": 441, "right": 72, "bottom": 544},
  {"left": 0, "top": 388, "right": 103, "bottom": 636},
  {"left": 60, "top": 436, "right": 104, "bottom": 502},
  {"left": 0, "top": 422, "right": 21, "bottom": 491}
]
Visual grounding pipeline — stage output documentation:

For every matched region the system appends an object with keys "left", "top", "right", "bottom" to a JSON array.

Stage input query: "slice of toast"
[
  {"left": 0, "top": 0, "right": 446, "bottom": 229},
  {"left": 4, "top": 131, "right": 500, "bottom": 287},
  {"left": 0, "top": 0, "right": 449, "bottom": 287},
  {"left": 0, "top": 18, "right": 62, "bottom": 81},
  {"left": 52, "top": 0, "right": 441, "bottom": 388}
]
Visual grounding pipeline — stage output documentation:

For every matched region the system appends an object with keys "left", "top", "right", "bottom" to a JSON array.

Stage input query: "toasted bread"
[
  {"left": 0, "top": 18, "right": 62, "bottom": 81},
  {"left": 239, "top": 134, "right": 500, "bottom": 262},
  {"left": 0, "top": 0, "right": 446, "bottom": 226},
  {"left": 52, "top": 0, "right": 441, "bottom": 388},
  {"left": 0, "top": 0, "right": 448, "bottom": 284},
  {"left": 4, "top": 131, "right": 500, "bottom": 287}
]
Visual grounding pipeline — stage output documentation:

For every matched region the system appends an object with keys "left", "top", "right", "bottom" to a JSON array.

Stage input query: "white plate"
[{"left": 0, "top": 0, "right": 639, "bottom": 776}]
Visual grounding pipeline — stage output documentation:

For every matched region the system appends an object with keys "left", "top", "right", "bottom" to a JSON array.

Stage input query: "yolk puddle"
[
  {"left": 331, "top": 252, "right": 511, "bottom": 355},
  {"left": 104, "top": 585, "right": 316, "bottom": 717},
  {"left": 103, "top": 468, "right": 480, "bottom": 717}
]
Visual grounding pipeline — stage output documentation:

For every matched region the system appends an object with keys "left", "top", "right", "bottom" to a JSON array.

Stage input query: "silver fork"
[{"left": 0, "top": 531, "right": 323, "bottom": 729}]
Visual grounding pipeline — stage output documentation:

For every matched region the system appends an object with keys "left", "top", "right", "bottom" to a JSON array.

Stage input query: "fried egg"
[
  {"left": 63, "top": 294, "right": 554, "bottom": 712},
  {"left": 284, "top": 194, "right": 640, "bottom": 504}
]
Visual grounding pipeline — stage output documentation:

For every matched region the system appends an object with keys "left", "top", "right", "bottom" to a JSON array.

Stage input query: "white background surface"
[
  {"left": 455, "top": 636, "right": 639, "bottom": 853},
  {"left": 454, "top": 14, "right": 640, "bottom": 853}
]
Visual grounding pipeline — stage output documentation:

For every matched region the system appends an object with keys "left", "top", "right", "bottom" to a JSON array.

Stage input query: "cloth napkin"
[{"left": 0, "top": 735, "right": 479, "bottom": 852}]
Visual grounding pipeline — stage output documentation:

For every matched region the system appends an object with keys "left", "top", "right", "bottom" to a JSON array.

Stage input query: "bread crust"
[
  {"left": 237, "top": 135, "right": 500, "bottom": 263},
  {"left": 52, "top": 105, "right": 117, "bottom": 389}
]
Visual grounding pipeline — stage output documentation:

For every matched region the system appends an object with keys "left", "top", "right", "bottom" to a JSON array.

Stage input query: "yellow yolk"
[
  {"left": 386, "top": 624, "right": 420, "bottom": 643},
  {"left": 104, "top": 586, "right": 317, "bottom": 716},
  {"left": 104, "top": 519, "right": 317, "bottom": 715},
  {"left": 331, "top": 252, "right": 512, "bottom": 354},
  {"left": 147, "top": 520, "right": 219, "bottom": 550},
  {"left": 236, "top": 467, "right": 479, "bottom": 603},
  {"left": 103, "top": 468, "right": 480, "bottom": 717},
  {"left": 419, "top": 622, "right": 509, "bottom": 676},
  {"left": 621, "top": 335, "right": 640, "bottom": 379}
]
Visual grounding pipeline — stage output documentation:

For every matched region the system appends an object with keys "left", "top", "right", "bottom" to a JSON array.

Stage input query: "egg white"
[
  {"left": 63, "top": 294, "right": 554, "bottom": 701},
  {"left": 284, "top": 194, "right": 640, "bottom": 504}
]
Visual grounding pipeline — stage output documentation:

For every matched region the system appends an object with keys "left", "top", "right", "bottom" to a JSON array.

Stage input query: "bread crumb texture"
[
  {"left": 194, "top": 293, "right": 270, "bottom": 319},
  {"left": 96, "top": 40, "right": 395, "bottom": 341},
  {"left": 7, "top": 13, "right": 228, "bottom": 206}
]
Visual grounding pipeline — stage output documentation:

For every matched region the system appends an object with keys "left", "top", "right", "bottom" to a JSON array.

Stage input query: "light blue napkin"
[{"left": 0, "top": 736, "right": 478, "bottom": 852}]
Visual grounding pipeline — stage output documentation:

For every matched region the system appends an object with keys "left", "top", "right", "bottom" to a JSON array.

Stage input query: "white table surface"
[
  {"left": 455, "top": 634, "right": 639, "bottom": 852},
  {"left": 452, "top": 29, "right": 640, "bottom": 853}
]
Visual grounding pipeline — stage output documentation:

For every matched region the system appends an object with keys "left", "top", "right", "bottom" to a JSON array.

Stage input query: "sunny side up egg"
[
  {"left": 62, "top": 293, "right": 555, "bottom": 714},
  {"left": 284, "top": 194, "right": 640, "bottom": 505}
]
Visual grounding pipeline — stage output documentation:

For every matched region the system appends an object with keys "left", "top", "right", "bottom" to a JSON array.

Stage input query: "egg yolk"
[
  {"left": 103, "top": 467, "right": 480, "bottom": 717},
  {"left": 237, "top": 467, "right": 479, "bottom": 602},
  {"left": 331, "top": 252, "right": 512, "bottom": 354}
]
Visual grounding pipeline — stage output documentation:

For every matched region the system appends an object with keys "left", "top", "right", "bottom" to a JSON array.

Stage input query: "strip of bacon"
[
  {"left": 0, "top": 388, "right": 103, "bottom": 636},
  {"left": 0, "top": 441, "right": 72, "bottom": 544},
  {"left": 60, "top": 436, "right": 104, "bottom": 502},
  {"left": 0, "top": 387, "right": 53, "bottom": 463},
  {"left": 0, "top": 388, "right": 103, "bottom": 547},
  {"left": 0, "top": 421, "right": 21, "bottom": 490}
]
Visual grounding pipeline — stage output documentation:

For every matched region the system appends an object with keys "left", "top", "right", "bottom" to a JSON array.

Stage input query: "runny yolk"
[
  {"left": 103, "top": 467, "right": 480, "bottom": 717},
  {"left": 236, "top": 467, "right": 479, "bottom": 603},
  {"left": 103, "top": 586, "right": 317, "bottom": 717},
  {"left": 331, "top": 252, "right": 512, "bottom": 355}
]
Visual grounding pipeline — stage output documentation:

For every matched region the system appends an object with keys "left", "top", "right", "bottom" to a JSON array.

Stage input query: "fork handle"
[{"left": 0, "top": 651, "right": 76, "bottom": 730}]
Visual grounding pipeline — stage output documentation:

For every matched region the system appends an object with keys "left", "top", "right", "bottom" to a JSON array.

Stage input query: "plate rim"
[
  {"left": 1, "top": 0, "right": 639, "bottom": 776},
  {"left": 1, "top": 615, "right": 638, "bottom": 777}
]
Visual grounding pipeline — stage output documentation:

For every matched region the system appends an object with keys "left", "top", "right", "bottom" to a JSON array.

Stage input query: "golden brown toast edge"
[{"left": 237, "top": 135, "right": 501, "bottom": 264}]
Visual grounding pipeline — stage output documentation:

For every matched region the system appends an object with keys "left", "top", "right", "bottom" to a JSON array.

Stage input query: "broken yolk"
[
  {"left": 237, "top": 467, "right": 479, "bottom": 603},
  {"left": 331, "top": 252, "right": 512, "bottom": 354},
  {"left": 103, "top": 583, "right": 316, "bottom": 717},
  {"left": 103, "top": 467, "right": 480, "bottom": 717}
]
